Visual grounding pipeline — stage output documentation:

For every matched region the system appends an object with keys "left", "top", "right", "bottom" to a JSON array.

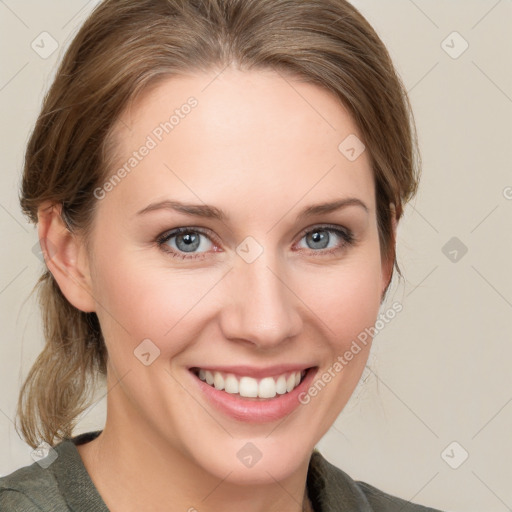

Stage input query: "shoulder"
[
  {"left": 355, "top": 480, "right": 443, "bottom": 512},
  {"left": 0, "top": 430, "right": 103, "bottom": 512},
  {"left": 0, "top": 461, "right": 58, "bottom": 511},
  {"left": 308, "top": 449, "right": 445, "bottom": 512},
  {"left": 0, "top": 490, "right": 44, "bottom": 511}
]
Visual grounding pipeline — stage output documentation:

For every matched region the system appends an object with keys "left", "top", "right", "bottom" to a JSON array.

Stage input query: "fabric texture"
[{"left": 1, "top": 430, "right": 444, "bottom": 511}]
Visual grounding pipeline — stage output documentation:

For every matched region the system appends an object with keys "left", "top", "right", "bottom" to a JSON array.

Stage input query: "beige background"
[{"left": 1, "top": 1, "right": 511, "bottom": 511}]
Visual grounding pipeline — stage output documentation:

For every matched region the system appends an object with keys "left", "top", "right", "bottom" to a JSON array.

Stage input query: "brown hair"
[{"left": 17, "top": 0, "right": 420, "bottom": 448}]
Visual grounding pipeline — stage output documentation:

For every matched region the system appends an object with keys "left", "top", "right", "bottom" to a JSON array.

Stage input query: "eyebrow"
[{"left": 135, "top": 197, "right": 369, "bottom": 221}]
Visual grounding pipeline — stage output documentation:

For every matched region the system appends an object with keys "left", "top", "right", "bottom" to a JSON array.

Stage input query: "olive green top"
[{"left": 0, "top": 431, "right": 443, "bottom": 511}]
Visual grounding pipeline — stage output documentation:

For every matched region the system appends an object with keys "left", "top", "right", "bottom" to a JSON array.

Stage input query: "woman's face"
[{"left": 84, "top": 68, "right": 391, "bottom": 483}]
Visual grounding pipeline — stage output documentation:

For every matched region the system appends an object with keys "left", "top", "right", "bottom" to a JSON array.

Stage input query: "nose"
[{"left": 218, "top": 249, "right": 303, "bottom": 350}]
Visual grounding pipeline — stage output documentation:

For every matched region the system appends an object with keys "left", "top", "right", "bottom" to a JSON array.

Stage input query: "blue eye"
[
  {"left": 296, "top": 226, "right": 354, "bottom": 255},
  {"left": 156, "top": 224, "right": 354, "bottom": 260},
  {"left": 157, "top": 227, "right": 214, "bottom": 259}
]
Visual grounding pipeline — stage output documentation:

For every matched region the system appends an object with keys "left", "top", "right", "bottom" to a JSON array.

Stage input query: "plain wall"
[{"left": 1, "top": 1, "right": 511, "bottom": 511}]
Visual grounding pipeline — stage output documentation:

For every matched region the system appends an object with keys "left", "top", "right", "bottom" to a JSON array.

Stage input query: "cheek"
[
  {"left": 90, "top": 230, "right": 383, "bottom": 366},
  {"left": 298, "top": 253, "right": 383, "bottom": 345},
  {"left": 90, "top": 247, "right": 196, "bottom": 342},
  {"left": 89, "top": 247, "right": 223, "bottom": 362}
]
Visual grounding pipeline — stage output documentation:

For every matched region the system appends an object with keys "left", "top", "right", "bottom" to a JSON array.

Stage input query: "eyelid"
[
  {"left": 296, "top": 222, "right": 350, "bottom": 240},
  {"left": 156, "top": 226, "right": 218, "bottom": 246}
]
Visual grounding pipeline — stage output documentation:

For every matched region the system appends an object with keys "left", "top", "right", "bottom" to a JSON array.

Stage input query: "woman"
[{"left": 0, "top": 0, "right": 444, "bottom": 510}]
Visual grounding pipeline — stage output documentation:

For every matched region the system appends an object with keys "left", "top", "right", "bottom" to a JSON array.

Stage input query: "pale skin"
[{"left": 38, "top": 68, "right": 396, "bottom": 512}]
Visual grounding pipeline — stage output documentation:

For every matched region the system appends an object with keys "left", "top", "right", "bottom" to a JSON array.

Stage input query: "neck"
[{"left": 77, "top": 419, "right": 313, "bottom": 512}]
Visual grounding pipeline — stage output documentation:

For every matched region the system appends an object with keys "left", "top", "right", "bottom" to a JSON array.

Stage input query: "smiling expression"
[{"left": 82, "top": 67, "right": 391, "bottom": 483}]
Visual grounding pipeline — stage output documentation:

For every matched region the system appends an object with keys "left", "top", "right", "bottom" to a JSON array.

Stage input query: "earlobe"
[{"left": 37, "top": 202, "right": 96, "bottom": 313}]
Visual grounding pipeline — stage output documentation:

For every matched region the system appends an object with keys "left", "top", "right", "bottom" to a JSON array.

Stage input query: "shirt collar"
[
  {"left": 307, "top": 448, "right": 372, "bottom": 511},
  {"left": 52, "top": 430, "right": 108, "bottom": 512}
]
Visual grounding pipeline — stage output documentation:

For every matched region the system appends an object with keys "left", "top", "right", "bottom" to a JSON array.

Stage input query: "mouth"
[
  {"left": 189, "top": 366, "right": 313, "bottom": 400},
  {"left": 188, "top": 365, "right": 319, "bottom": 422}
]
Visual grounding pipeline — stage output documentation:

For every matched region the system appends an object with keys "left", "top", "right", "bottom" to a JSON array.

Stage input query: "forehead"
[{"left": 102, "top": 69, "right": 375, "bottom": 218}]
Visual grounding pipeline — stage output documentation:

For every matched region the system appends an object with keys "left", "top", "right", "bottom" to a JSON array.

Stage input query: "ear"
[
  {"left": 381, "top": 202, "right": 398, "bottom": 298},
  {"left": 37, "top": 202, "right": 96, "bottom": 313}
]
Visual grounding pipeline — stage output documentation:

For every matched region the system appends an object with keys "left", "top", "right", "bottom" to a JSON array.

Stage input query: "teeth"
[
  {"left": 205, "top": 370, "right": 214, "bottom": 385},
  {"left": 198, "top": 369, "right": 306, "bottom": 399},
  {"left": 259, "top": 377, "right": 277, "bottom": 398},
  {"left": 213, "top": 372, "right": 224, "bottom": 391},
  {"left": 275, "top": 375, "right": 287, "bottom": 395},
  {"left": 239, "top": 376, "right": 258, "bottom": 397},
  {"left": 224, "top": 374, "right": 238, "bottom": 394},
  {"left": 286, "top": 373, "right": 296, "bottom": 392}
]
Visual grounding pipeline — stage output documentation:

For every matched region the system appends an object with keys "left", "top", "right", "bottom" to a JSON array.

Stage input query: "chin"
[{"left": 184, "top": 432, "right": 316, "bottom": 485}]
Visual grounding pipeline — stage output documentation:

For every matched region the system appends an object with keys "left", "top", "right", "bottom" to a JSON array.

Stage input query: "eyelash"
[{"left": 156, "top": 224, "right": 355, "bottom": 260}]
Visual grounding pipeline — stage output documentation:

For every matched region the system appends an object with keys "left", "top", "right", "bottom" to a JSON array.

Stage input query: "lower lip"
[{"left": 189, "top": 367, "right": 318, "bottom": 423}]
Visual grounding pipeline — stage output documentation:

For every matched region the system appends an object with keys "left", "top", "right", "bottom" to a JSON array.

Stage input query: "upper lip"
[{"left": 189, "top": 364, "right": 316, "bottom": 379}]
